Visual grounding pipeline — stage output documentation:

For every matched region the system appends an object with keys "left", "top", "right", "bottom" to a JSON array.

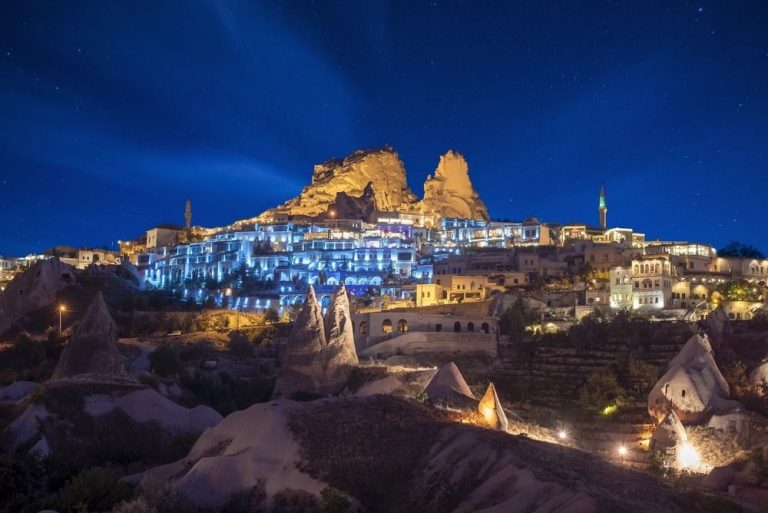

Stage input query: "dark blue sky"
[{"left": 1, "top": 1, "right": 767, "bottom": 256}]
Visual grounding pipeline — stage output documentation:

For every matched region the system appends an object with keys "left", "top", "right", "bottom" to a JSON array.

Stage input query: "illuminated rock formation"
[
  {"left": 274, "top": 285, "right": 358, "bottom": 397},
  {"left": 51, "top": 292, "right": 125, "bottom": 379},
  {"left": 478, "top": 382, "right": 508, "bottom": 432},
  {"left": 424, "top": 362, "right": 474, "bottom": 401},
  {"left": 323, "top": 284, "right": 359, "bottom": 373},
  {"left": 246, "top": 146, "right": 418, "bottom": 223},
  {"left": 419, "top": 150, "right": 489, "bottom": 221},
  {"left": 648, "top": 333, "right": 736, "bottom": 423},
  {"left": 0, "top": 258, "right": 76, "bottom": 335},
  {"left": 232, "top": 146, "right": 489, "bottom": 226}
]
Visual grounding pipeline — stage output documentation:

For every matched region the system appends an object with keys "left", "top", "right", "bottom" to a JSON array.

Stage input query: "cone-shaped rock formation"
[
  {"left": 648, "top": 333, "right": 736, "bottom": 423},
  {"left": 275, "top": 285, "right": 358, "bottom": 397},
  {"left": 425, "top": 362, "right": 474, "bottom": 401},
  {"left": 478, "top": 382, "right": 509, "bottom": 432},
  {"left": 51, "top": 292, "right": 125, "bottom": 379}
]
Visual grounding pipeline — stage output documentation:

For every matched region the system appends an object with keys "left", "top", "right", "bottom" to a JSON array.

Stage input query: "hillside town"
[{"left": 2, "top": 146, "right": 768, "bottom": 513}]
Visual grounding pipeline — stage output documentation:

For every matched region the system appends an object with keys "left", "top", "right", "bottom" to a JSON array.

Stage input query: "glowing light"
[
  {"left": 602, "top": 404, "right": 618, "bottom": 416},
  {"left": 481, "top": 406, "right": 494, "bottom": 421},
  {"left": 678, "top": 442, "right": 701, "bottom": 470},
  {"left": 617, "top": 445, "right": 627, "bottom": 457},
  {"left": 558, "top": 430, "right": 568, "bottom": 441},
  {"left": 59, "top": 305, "right": 66, "bottom": 312}
]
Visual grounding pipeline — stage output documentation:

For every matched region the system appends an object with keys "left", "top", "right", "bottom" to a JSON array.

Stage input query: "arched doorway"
[
  {"left": 359, "top": 321, "right": 368, "bottom": 336},
  {"left": 397, "top": 319, "right": 408, "bottom": 334},
  {"left": 382, "top": 319, "right": 392, "bottom": 334},
  {"left": 481, "top": 322, "right": 490, "bottom": 334},
  {"left": 467, "top": 322, "right": 474, "bottom": 332},
  {"left": 454, "top": 321, "right": 461, "bottom": 332}
]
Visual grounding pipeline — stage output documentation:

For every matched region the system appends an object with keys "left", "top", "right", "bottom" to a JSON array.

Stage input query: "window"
[
  {"left": 481, "top": 322, "right": 490, "bottom": 333},
  {"left": 467, "top": 322, "right": 474, "bottom": 332},
  {"left": 681, "top": 389, "right": 686, "bottom": 398},
  {"left": 435, "top": 323, "right": 442, "bottom": 332},
  {"left": 454, "top": 321, "right": 461, "bottom": 332},
  {"left": 359, "top": 321, "right": 368, "bottom": 336},
  {"left": 382, "top": 319, "right": 392, "bottom": 334},
  {"left": 397, "top": 319, "right": 408, "bottom": 334}
]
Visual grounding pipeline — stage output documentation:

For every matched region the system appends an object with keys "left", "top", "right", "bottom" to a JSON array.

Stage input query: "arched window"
[
  {"left": 454, "top": 321, "right": 461, "bottom": 332},
  {"left": 397, "top": 319, "right": 408, "bottom": 334},
  {"left": 481, "top": 322, "right": 490, "bottom": 334},
  {"left": 467, "top": 322, "right": 474, "bottom": 332},
  {"left": 382, "top": 319, "right": 392, "bottom": 334},
  {"left": 359, "top": 321, "right": 368, "bottom": 336},
  {"left": 681, "top": 389, "right": 686, "bottom": 398}
]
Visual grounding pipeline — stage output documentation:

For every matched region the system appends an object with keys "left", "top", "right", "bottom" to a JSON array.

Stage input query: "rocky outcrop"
[
  {"left": 51, "top": 293, "right": 125, "bottom": 379},
  {"left": 274, "top": 285, "right": 358, "bottom": 398},
  {"left": 324, "top": 182, "right": 378, "bottom": 222},
  {"left": 243, "top": 147, "right": 418, "bottom": 224},
  {"left": 478, "top": 382, "right": 508, "bottom": 432},
  {"left": 648, "top": 334, "right": 736, "bottom": 423},
  {"left": 0, "top": 258, "right": 76, "bottom": 335},
  {"left": 135, "top": 400, "right": 327, "bottom": 510},
  {"left": 419, "top": 150, "right": 489, "bottom": 221},
  {"left": 231, "top": 146, "right": 489, "bottom": 226}
]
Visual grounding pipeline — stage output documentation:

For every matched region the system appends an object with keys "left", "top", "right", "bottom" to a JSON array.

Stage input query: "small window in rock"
[{"left": 681, "top": 389, "right": 686, "bottom": 398}]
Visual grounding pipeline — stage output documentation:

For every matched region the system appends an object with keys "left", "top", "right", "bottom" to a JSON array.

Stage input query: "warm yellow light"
[
  {"left": 617, "top": 445, "right": 627, "bottom": 457},
  {"left": 602, "top": 404, "right": 618, "bottom": 416},
  {"left": 558, "top": 430, "right": 568, "bottom": 441},
  {"left": 481, "top": 406, "right": 493, "bottom": 420},
  {"left": 678, "top": 442, "right": 701, "bottom": 470},
  {"left": 59, "top": 305, "right": 66, "bottom": 312},
  {"left": 225, "top": 288, "right": 232, "bottom": 296}
]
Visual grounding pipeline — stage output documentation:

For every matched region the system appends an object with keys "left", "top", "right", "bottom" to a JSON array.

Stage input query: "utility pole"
[{"left": 58, "top": 305, "right": 66, "bottom": 335}]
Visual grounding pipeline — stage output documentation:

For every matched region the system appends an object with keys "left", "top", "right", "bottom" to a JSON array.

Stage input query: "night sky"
[{"left": 1, "top": 1, "right": 767, "bottom": 256}]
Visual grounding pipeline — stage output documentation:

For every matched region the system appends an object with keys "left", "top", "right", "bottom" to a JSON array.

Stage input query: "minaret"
[
  {"left": 185, "top": 199, "right": 192, "bottom": 230},
  {"left": 598, "top": 185, "right": 607, "bottom": 230}
]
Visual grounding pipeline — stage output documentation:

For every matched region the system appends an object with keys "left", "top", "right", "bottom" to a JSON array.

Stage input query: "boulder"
[
  {"left": 136, "top": 400, "right": 327, "bottom": 510},
  {"left": 749, "top": 362, "right": 768, "bottom": 388},
  {"left": 648, "top": 333, "right": 736, "bottom": 423},
  {"left": 51, "top": 292, "right": 126, "bottom": 379},
  {"left": 0, "top": 381, "right": 39, "bottom": 403}
]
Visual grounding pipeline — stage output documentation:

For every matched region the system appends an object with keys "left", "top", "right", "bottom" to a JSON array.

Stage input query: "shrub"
[
  {"left": 0, "top": 452, "right": 44, "bottom": 513},
  {"left": 149, "top": 345, "right": 181, "bottom": 377},
  {"left": 55, "top": 467, "right": 133, "bottom": 513},
  {"left": 320, "top": 487, "right": 351, "bottom": 513},
  {"left": 577, "top": 372, "right": 625, "bottom": 415}
]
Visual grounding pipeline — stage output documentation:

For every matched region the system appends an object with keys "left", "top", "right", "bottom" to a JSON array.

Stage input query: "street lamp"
[
  {"left": 58, "top": 304, "right": 66, "bottom": 335},
  {"left": 558, "top": 430, "right": 568, "bottom": 442}
]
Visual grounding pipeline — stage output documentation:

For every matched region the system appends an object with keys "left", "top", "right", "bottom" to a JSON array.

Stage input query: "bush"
[
  {"left": 271, "top": 489, "right": 322, "bottom": 513},
  {"left": 320, "top": 487, "right": 351, "bottom": 513},
  {"left": 149, "top": 345, "right": 181, "bottom": 377},
  {"left": 55, "top": 467, "right": 133, "bottom": 513},
  {"left": 111, "top": 479, "right": 196, "bottom": 513},
  {"left": 0, "top": 452, "right": 44, "bottom": 513},
  {"left": 577, "top": 372, "right": 625, "bottom": 415}
]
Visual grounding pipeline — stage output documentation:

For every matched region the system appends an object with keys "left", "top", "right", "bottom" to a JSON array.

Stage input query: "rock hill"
[
  {"left": 138, "top": 395, "right": 694, "bottom": 512},
  {"left": 233, "top": 146, "right": 488, "bottom": 226}
]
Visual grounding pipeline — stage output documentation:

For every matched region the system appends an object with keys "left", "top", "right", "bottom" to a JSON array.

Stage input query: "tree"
[
  {"left": 264, "top": 308, "right": 280, "bottom": 324},
  {"left": 499, "top": 299, "right": 526, "bottom": 343},
  {"left": 718, "top": 241, "right": 765, "bottom": 259},
  {"left": 578, "top": 372, "right": 625, "bottom": 414}
]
